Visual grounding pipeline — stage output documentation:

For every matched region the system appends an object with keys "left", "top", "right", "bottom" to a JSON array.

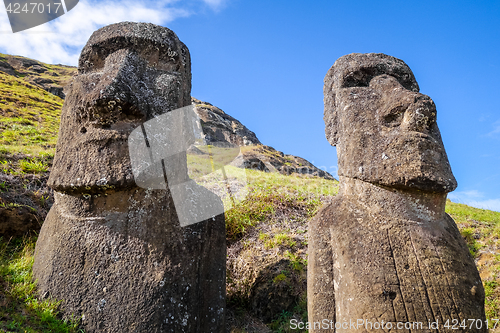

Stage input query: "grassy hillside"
[
  {"left": 0, "top": 71, "right": 61, "bottom": 157},
  {"left": 0, "top": 53, "right": 75, "bottom": 159},
  {"left": 0, "top": 55, "right": 499, "bottom": 332},
  {"left": 446, "top": 201, "right": 500, "bottom": 322},
  {"left": 1, "top": 169, "right": 499, "bottom": 332},
  {"left": 225, "top": 170, "right": 337, "bottom": 332}
]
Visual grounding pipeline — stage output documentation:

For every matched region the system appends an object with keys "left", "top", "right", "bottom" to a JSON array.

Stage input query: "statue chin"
[
  {"left": 375, "top": 134, "right": 457, "bottom": 193},
  {"left": 373, "top": 172, "right": 457, "bottom": 193},
  {"left": 338, "top": 123, "right": 457, "bottom": 194}
]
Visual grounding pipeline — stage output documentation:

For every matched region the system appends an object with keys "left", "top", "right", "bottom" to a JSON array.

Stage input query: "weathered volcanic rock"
[
  {"left": 248, "top": 259, "right": 305, "bottom": 322},
  {"left": 0, "top": 57, "right": 17, "bottom": 76},
  {"left": 308, "top": 53, "right": 485, "bottom": 332},
  {"left": 231, "top": 145, "right": 335, "bottom": 180},
  {"left": 0, "top": 171, "right": 50, "bottom": 238},
  {"left": 192, "top": 97, "right": 261, "bottom": 147},
  {"left": 33, "top": 22, "right": 226, "bottom": 333}
]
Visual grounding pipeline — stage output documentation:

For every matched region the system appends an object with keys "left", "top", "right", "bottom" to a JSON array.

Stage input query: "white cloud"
[
  {"left": 486, "top": 120, "right": 500, "bottom": 138},
  {"left": 0, "top": 0, "right": 192, "bottom": 65},
  {"left": 201, "top": 0, "right": 227, "bottom": 10},
  {"left": 449, "top": 189, "right": 483, "bottom": 199},
  {"left": 464, "top": 199, "right": 500, "bottom": 212},
  {"left": 448, "top": 190, "right": 500, "bottom": 212}
]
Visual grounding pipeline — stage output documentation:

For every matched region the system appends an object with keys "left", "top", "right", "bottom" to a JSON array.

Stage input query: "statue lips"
[
  {"left": 386, "top": 133, "right": 443, "bottom": 157},
  {"left": 402, "top": 132, "right": 438, "bottom": 145},
  {"left": 79, "top": 129, "right": 131, "bottom": 145},
  {"left": 48, "top": 118, "right": 140, "bottom": 193}
]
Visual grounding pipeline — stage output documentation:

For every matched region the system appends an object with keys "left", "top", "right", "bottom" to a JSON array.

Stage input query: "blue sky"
[{"left": 1, "top": 0, "right": 499, "bottom": 211}]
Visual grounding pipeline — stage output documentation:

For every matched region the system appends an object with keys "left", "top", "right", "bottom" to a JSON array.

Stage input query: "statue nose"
[
  {"left": 98, "top": 50, "right": 139, "bottom": 98},
  {"left": 79, "top": 50, "right": 147, "bottom": 127},
  {"left": 401, "top": 95, "right": 437, "bottom": 133},
  {"left": 370, "top": 75, "right": 437, "bottom": 133}
]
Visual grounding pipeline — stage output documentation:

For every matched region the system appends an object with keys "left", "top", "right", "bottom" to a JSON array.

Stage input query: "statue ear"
[
  {"left": 324, "top": 108, "right": 338, "bottom": 146},
  {"left": 324, "top": 85, "right": 338, "bottom": 146}
]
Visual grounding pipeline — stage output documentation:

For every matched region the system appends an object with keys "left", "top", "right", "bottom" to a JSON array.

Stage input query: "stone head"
[
  {"left": 324, "top": 53, "right": 456, "bottom": 193},
  {"left": 48, "top": 22, "right": 191, "bottom": 193}
]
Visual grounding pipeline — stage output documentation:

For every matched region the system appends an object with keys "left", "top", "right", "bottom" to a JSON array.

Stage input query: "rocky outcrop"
[
  {"left": 191, "top": 98, "right": 334, "bottom": 180},
  {"left": 33, "top": 22, "right": 226, "bottom": 333},
  {"left": 0, "top": 58, "right": 17, "bottom": 76},
  {"left": 0, "top": 53, "right": 75, "bottom": 99},
  {"left": 231, "top": 145, "right": 334, "bottom": 180},
  {"left": 308, "top": 53, "right": 485, "bottom": 332},
  {"left": 192, "top": 97, "right": 261, "bottom": 147}
]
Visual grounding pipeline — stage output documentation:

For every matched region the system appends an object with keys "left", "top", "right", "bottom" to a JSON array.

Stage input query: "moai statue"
[
  {"left": 33, "top": 22, "right": 226, "bottom": 333},
  {"left": 308, "top": 53, "right": 486, "bottom": 332}
]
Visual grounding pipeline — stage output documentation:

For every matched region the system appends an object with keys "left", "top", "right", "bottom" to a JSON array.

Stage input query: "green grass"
[
  {"left": 19, "top": 159, "right": 48, "bottom": 174},
  {"left": 446, "top": 200, "right": 500, "bottom": 325},
  {"left": 268, "top": 294, "right": 309, "bottom": 333},
  {"left": 446, "top": 200, "right": 500, "bottom": 225},
  {"left": 0, "top": 202, "right": 23, "bottom": 209},
  {"left": 225, "top": 169, "right": 338, "bottom": 241},
  {"left": 284, "top": 250, "right": 307, "bottom": 273},
  {"left": 0, "top": 152, "right": 53, "bottom": 176},
  {"left": 0, "top": 54, "right": 75, "bottom": 158},
  {"left": 0, "top": 72, "right": 63, "bottom": 156},
  {"left": 187, "top": 145, "right": 241, "bottom": 179},
  {"left": 273, "top": 273, "right": 287, "bottom": 284},
  {"left": 460, "top": 227, "right": 481, "bottom": 257},
  {"left": 226, "top": 170, "right": 336, "bottom": 332},
  {"left": 261, "top": 232, "right": 297, "bottom": 249},
  {"left": 0, "top": 237, "right": 84, "bottom": 332}
]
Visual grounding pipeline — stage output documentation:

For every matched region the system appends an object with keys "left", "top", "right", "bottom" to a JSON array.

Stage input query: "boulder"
[{"left": 249, "top": 259, "right": 304, "bottom": 322}]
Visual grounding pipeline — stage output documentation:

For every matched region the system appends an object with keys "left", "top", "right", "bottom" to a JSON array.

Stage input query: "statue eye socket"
[
  {"left": 383, "top": 105, "right": 405, "bottom": 127},
  {"left": 79, "top": 55, "right": 104, "bottom": 74},
  {"left": 342, "top": 72, "right": 371, "bottom": 88}
]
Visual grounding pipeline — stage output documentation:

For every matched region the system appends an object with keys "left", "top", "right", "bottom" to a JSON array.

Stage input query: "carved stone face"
[
  {"left": 324, "top": 53, "right": 457, "bottom": 193},
  {"left": 74, "top": 23, "right": 191, "bottom": 128},
  {"left": 48, "top": 22, "right": 191, "bottom": 193}
]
